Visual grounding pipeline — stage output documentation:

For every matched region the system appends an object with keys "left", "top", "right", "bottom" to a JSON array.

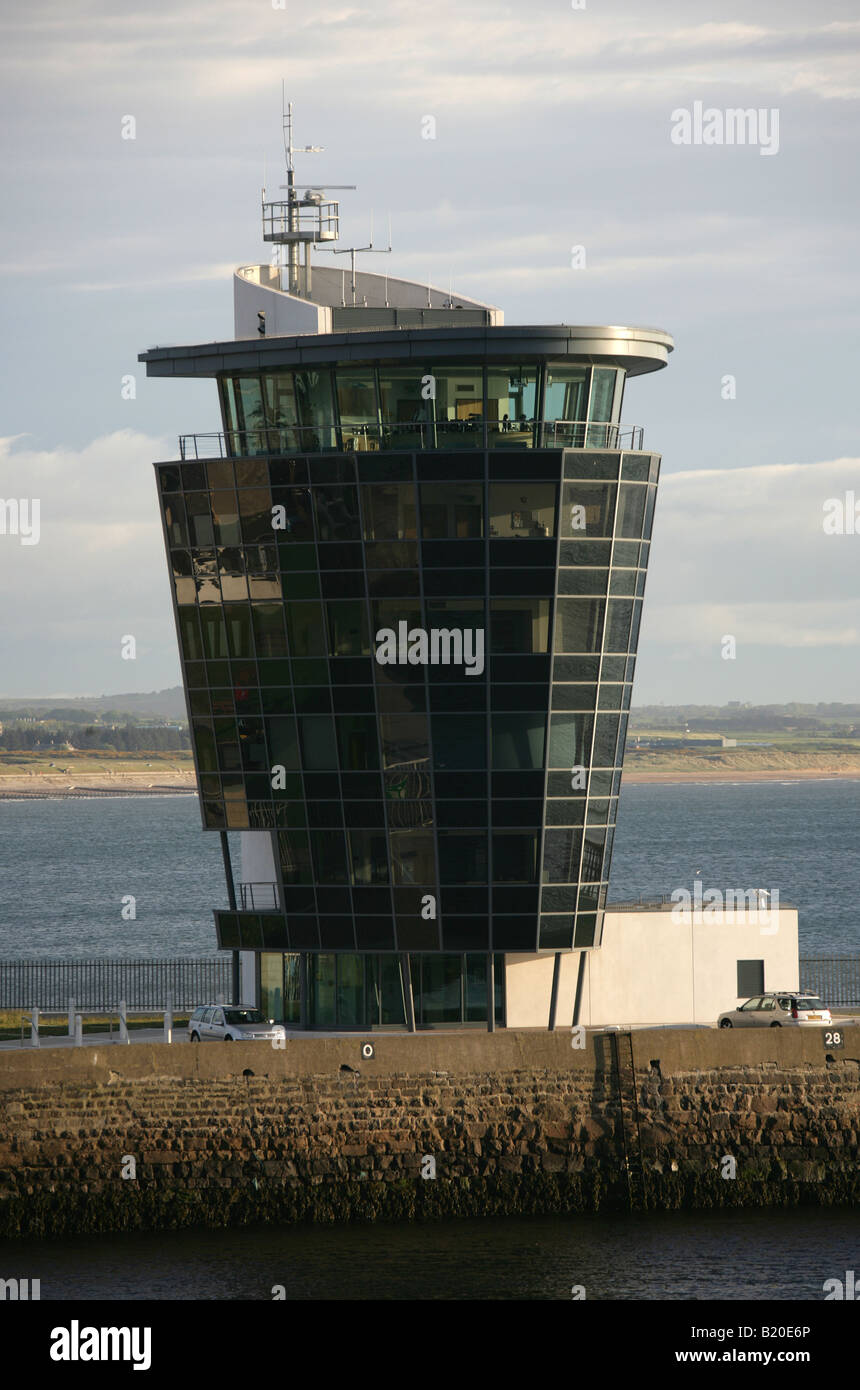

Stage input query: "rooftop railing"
[{"left": 177, "top": 420, "right": 644, "bottom": 460}]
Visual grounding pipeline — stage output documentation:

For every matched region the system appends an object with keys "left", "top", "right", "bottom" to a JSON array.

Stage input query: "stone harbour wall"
[{"left": 0, "top": 1028, "right": 858, "bottom": 1238}]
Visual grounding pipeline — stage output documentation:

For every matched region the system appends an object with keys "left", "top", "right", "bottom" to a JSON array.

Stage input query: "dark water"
[
  {"left": 0, "top": 795, "right": 232, "bottom": 958},
  {"left": 0, "top": 779, "right": 856, "bottom": 957},
  {"left": 2, "top": 1207, "right": 858, "bottom": 1300},
  {"left": 0, "top": 785, "right": 857, "bottom": 1300},
  {"left": 610, "top": 779, "right": 860, "bottom": 954}
]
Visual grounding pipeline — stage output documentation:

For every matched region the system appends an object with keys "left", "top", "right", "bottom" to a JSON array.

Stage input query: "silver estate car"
[
  {"left": 717, "top": 992, "right": 832, "bottom": 1028},
  {"left": 188, "top": 1005, "right": 286, "bottom": 1043}
]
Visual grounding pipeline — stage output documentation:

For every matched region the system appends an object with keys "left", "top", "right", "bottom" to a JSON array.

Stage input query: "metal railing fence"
[
  {"left": 0, "top": 957, "right": 231, "bottom": 1012},
  {"left": 178, "top": 420, "right": 645, "bottom": 459},
  {"left": 799, "top": 957, "right": 860, "bottom": 1008}
]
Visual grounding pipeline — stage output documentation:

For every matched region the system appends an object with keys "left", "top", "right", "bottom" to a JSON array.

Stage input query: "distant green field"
[{"left": 0, "top": 751, "right": 194, "bottom": 772}]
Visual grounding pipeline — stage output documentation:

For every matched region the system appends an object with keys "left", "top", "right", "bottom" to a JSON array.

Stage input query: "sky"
[{"left": 0, "top": 0, "right": 857, "bottom": 703}]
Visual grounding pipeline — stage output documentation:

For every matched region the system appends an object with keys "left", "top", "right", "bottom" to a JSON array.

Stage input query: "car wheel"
[
  {"left": 770, "top": 1022, "right": 781, "bottom": 1028},
  {"left": 719, "top": 1019, "right": 732, "bottom": 1028},
  {"left": 224, "top": 1035, "right": 233, "bottom": 1041},
  {"left": 190, "top": 1031, "right": 200, "bottom": 1042}
]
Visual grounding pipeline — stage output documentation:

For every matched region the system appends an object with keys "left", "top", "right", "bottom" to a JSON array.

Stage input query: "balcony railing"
[
  {"left": 238, "top": 882, "right": 281, "bottom": 911},
  {"left": 178, "top": 420, "right": 644, "bottom": 459}
]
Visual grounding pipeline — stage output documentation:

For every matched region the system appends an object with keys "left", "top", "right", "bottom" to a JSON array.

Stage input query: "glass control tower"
[{"left": 140, "top": 111, "right": 673, "bottom": 1030}]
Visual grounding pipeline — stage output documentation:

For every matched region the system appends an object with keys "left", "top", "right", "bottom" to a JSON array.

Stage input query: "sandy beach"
[
  {"left": 623, "top": 767, "right": 860, "bottom": 785},
  {"left": 0, "top": 764, "right": 857, "bottom": 795},
  {"left": 0, "top": 771, "right": 198, "bottom": 798}
]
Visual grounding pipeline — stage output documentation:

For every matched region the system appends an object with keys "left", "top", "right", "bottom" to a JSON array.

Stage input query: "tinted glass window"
[
  {"left": 335, "top": 369, "right": 378, "bottom": 452},
  {"left": 314, "top": 486, "right": 361, "bottom": 541},
  {"left": 431, "top": 714, "right": 487, "bottom": 769},
  {"left": 553, "top": 598, "right": 605, "bottom": 653},
  {"left": 489, "top": 482, "right": 556, "bottom": 538},
  {"left": 548, "top": 713, "right": 594, "bottom": 768},
  {"left": 362, "top": 484, "right": 418, "bottom": 540},
  {"left": 588, "top": 367, "right": 617, "bottom": 422},
  {"left": 438, "top": 832, "right": 488, "bottom": 883},
  {"left": 378, "top": 368, "right": 430, "bottom": 450},
  {"left": 616, "top": 484, "right": 647, "bottom": 538},
  {"left": 492, "top": 831, "right": 538, "bottom": 882},
  {"left": 420, "top": 483, "right": 483, "bottom": 538},
  {"left": 542, "top": 828, "right": 583, "bottom": 882},
  {"left": 390, "top": 829, "right": 436, "bottom": 884},
  {"left": 486, "top": 365, "right": 538, "bottom": 445},
  {"left": 348, "top": 829, "right": 390, "bottom": 885},
  {"left": 336, "top": 715, "right": 379, "bottom": 771},
  {"left": 299, "top": 715, "right": 338, "bottom": 770},
  {"left": 327, "top": 601, "right": 369, "bottom": 657},
  {"left": 490, "top": 598, "right": 550, "bottom": 653},
  {"left": 544, "top": 364, "right": 588, "bottom": 425},
  {"left": 561, "top": 483, "right": 616, "bottom": 538},
  {"left": 491, "top": 713, "right": 545, "bottom": 770},
  {"left": 431, "top": 368, "right": 484, "bottom": 449},
  {"left": 380, "top": 713, "right": 429, "bottom": 770}
]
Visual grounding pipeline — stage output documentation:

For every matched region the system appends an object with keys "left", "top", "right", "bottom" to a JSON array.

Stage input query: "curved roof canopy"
[{"left": 140, "top": 323, "right": 673, "bottom": 379}]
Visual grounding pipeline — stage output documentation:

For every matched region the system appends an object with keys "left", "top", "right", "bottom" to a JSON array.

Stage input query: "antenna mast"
[
  {"left": 329, "top": 209, "right": 393, "bottom": 306},
  {"left": 261, "top": 88, "right": 355, "bottom": 298}
]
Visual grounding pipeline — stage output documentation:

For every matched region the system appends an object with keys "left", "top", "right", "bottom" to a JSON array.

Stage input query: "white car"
[
  {"left": 717, "top": 992, "right": 832, "bottom": 1028},
  {"left": 188, "top": 1005, "right": 286, "bottom": 1043}
]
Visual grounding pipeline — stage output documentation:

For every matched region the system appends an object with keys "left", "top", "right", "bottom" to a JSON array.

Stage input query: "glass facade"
[
  {"left": 259, "top": 951, "right": 505, "bottom": 1028},
  {"left": 158, "top": 441, "right": 659, "bottom": 959},
  {"left": 217, "top": 363, "right": 628, "bottom": 454}
]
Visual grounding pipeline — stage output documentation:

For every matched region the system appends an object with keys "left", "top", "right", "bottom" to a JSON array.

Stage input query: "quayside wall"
[{"left": 0, "top": 1029, "right": 858, "bottom": 1238}]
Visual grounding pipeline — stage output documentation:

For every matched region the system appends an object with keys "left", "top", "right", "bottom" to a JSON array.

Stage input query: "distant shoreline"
[
  {"left": 0, "top": 766, "right": 858, "bottom": 799},
  {"left": 623, "top": 768, "right": 860, "bottom": 785},
  {"left": 0, "top": 772, "right": 197, "bottom": 799}
]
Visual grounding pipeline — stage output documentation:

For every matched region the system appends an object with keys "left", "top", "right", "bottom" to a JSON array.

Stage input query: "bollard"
[
  {"left": 118, "top": 999, "right": 129, "bottom": 1045},
  {"left": 163, "top": 1009, "right": 173, "bottom": 1045},
  {"left": 74, "top": 1013, "right": 83, "bottom": 1047},
  {"left": 68, "top": 998, "right": 76, "bottom": 1037},
  {"left": 30, "top": 1007, "right": 40, "bottom": 1048}
]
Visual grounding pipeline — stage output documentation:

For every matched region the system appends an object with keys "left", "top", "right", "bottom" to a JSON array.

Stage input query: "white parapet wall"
[
  {"left": 505, "top": 906, "right": 799, "bottom": 1029},
  {"left": 234, "top": 267, "right": 331, "bottom": 339},
  {"left": 233, "top": 263, "right": 501, "bottom": 339}
]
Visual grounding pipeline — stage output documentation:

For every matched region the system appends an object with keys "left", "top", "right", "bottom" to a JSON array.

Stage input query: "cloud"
[
  {"left": 643, "top": 600, "right": 859, "bottom": 648},
  {"left": 66, "top": 263, "right": 238, "bottom": 293},
  {"left": 0, "top": 431, "right": 180, "bottom": 694},
  {"left": 3, "top": 5, "right": 860, "bottom": 109},
  {"left": 642, "top": 457, "right": 860, "bottom": 653}
]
